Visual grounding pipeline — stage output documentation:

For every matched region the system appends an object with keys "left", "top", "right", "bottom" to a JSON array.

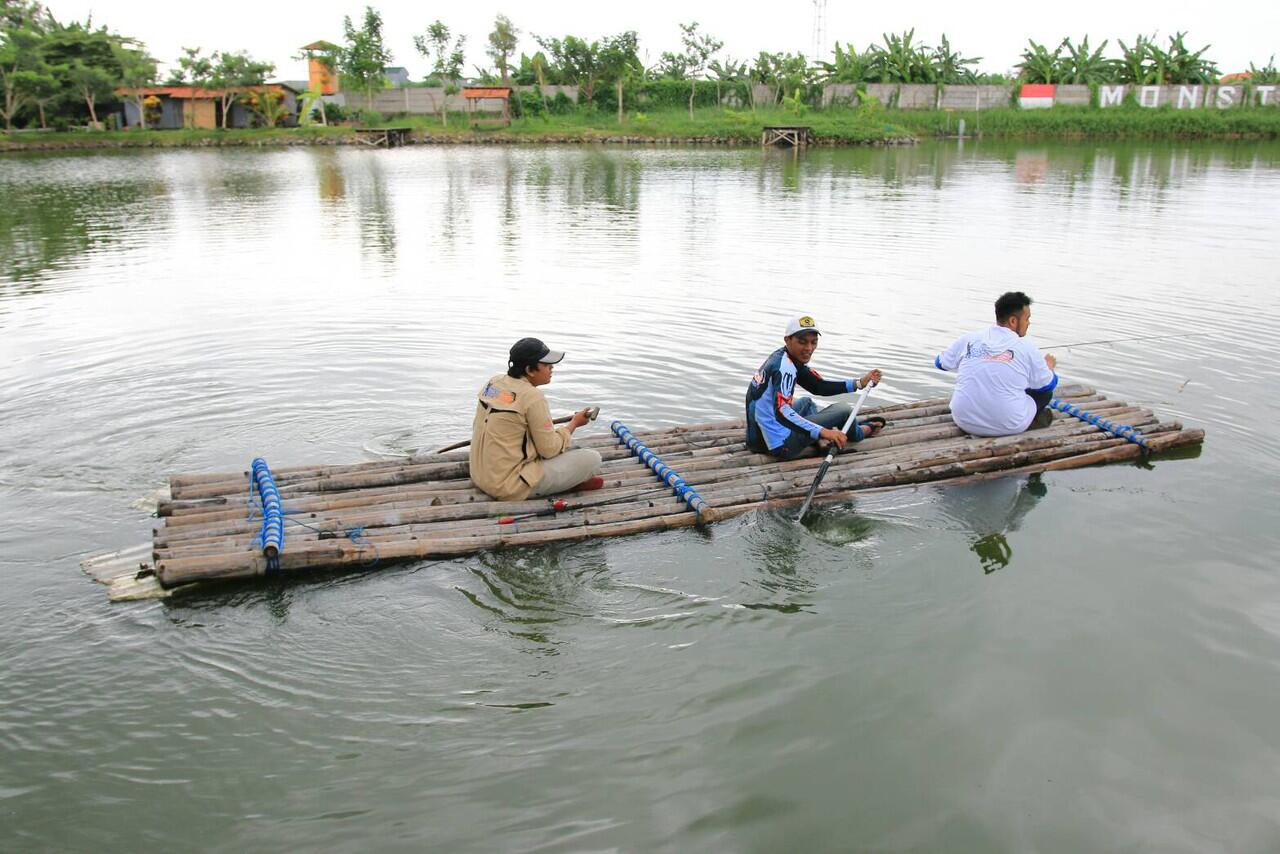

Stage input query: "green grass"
[
  {"left": 5, "top": 104, "right": 1280, "bottom": 152},
  {"left": 371, "top": 107, "right": 911, "bottom": 144},
  {"left": 886, "top": 105, "right": 1280, "bottom": 139}
]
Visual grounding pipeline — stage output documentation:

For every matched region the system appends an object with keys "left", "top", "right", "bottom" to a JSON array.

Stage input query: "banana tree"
[
  {"left": 1018, "top": 39, "right": 1065, "bottom": 84},
  {"left": 1059, "top": 36, "right": 1116, "bottom": 84}
]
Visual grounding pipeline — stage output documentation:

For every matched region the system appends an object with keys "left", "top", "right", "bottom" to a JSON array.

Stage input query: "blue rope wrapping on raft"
[
  {"left": 251, "top": 457, "right": 285, "bottom": 573},
  {"left": 610, "top": 421, "right": 712, "bottom": 517},
  {"left": 1049, "top": 399, "right": 1150, "bottom": 451}
]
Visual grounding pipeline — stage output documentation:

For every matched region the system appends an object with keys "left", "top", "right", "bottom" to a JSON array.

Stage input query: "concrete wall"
[
  {"left": 1096, "top": 84, "right": 1279, "bottom": 108},
  {"left": 940, "top": 85, "right": 1012, "bottom": 110},
  {"left": 360, "top": 84, "right": 579, "bottom": 115},
  {"left": 1051, "top": 85, "right": 1091, "bottom": 106},
  {"left": 819, "top": 82, "right": 1280, "bottom": 111}
]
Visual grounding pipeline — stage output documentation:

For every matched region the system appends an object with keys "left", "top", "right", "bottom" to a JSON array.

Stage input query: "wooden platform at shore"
[
  {"left": 352, "top": 127, "right": 411, "bottom": 147},
  {"left": 84, "top": 385, "right": 1203, "bottom": 601}
]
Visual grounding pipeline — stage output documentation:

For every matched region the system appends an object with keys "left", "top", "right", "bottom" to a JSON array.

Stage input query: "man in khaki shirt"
[{"left": 469, "top": 337, "right": 602, "bottom": 501}]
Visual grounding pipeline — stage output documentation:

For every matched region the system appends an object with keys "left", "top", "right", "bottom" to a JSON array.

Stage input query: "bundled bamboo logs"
[{"left": 148, "top": 386, "right": 1203, "bottom": 590}]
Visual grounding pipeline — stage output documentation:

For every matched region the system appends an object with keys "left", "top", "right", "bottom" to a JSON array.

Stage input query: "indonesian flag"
[{"left": 1019, "top": 84, "right": 1056, "bottom": 109}]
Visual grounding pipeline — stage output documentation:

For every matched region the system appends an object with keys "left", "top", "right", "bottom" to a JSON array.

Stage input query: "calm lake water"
[{"left": 2, "top": 140, "right": 1279, "bottom": 851}]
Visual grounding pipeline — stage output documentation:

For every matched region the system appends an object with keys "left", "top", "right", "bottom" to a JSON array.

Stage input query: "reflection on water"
[
  {"left": 0, "top": 155, "right": 168, "bottom": 290},
  {"left": 2, "top": 140, "right": 1280, "bottom": 852}
]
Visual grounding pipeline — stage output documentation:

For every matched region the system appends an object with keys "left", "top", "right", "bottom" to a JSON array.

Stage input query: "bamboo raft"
[{"left": 84, "top": 385, "right": 1203, "bottom": 601}]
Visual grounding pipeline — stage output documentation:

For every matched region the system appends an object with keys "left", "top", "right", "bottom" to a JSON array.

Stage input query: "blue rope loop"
[
  {"left": 610, "top": 420, "right": 711, "bottom": 518},
  {"left": 1049, "top": 399, "right": 1150, "bottom": 451}
]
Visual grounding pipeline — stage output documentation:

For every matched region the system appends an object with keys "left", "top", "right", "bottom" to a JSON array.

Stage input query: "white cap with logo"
[{"left": 784, "top": 316, "right": 822, "bottom": 337}]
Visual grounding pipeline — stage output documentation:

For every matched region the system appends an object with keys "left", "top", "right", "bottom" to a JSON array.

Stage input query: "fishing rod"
[
  {"left": 435, "top": 406, "right": 600, "bottom": 454},
  {"left": 1041, "top": 331, "right": 1213, "bottom": 349},
  {"left": 497, "top": 484, "right": 680, "bottom": 525}
]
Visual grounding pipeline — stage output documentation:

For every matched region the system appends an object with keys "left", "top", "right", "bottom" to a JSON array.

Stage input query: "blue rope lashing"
[
  {"left": 251, "top": 457, "right": 285, "bottom": 571},
  {"left": 1049, "top": 399, "right": 1150, "bottom": 451},
  {"left": 610, "top": 420, "right": 712, "bottom": 517}
]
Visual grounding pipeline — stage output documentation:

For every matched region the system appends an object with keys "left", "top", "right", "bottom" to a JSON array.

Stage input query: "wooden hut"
[{"left": 462, "top": 87, "right": 512, "bottom": 128}]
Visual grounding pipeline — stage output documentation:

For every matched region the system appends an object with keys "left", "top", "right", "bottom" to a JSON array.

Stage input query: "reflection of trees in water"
[
  {"left": 352, "top": 156, "right": 397, "bottom": 264},
  {"left": 808, "top": 140, "right": 1271, "bottom": 204},
  {"left": 554, "top": 150, "right": 643, "bottom": 213},
  {"left": 311, "top": 149, "right": 346, "bottom": 201},
  {"left": 0, "top": 169, "right": 167, "bottom": 294}
]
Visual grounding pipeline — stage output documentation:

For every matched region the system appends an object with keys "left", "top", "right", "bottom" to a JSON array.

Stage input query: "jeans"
[{"left": 771, "top": 398, "right": 855, "bottom": 461}]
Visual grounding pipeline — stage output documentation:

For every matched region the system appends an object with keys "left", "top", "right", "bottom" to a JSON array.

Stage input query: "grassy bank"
[
  {"left": 4, "top": 105, "right": 1280, "bottom": 152},
  {"left": 888, "top": 105, "right": 1280, "bottom": 139}
]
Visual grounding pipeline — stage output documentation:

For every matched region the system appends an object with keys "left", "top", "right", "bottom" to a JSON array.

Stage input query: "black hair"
[{"left": 995, "top": 291, "right": 1032, "bottom": 323}]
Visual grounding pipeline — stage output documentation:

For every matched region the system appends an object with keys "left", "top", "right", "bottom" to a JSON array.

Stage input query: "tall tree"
[
  {"left": 536, "top": 35, "right": 602, "bottom": 101},
  {"left": 0, "top": 14, "right": 44, "bottom": 129},
  {"left": 673, "top": 22, "right": 722, "bottom": 119},
  {"left": 598, "top": 31, "right": 640, "bottom": 124},
  {"left": 339, "top": 5, "right": 391, "bottom": 110},
  {"left": 210, "top": 51, "right": 273, "bottom": 128},
  {"left": 167, "top": 46, "right": 211, "bottom": 85},
  {"left": 44, "top": 21, "right": 118, "bottom": 127},
  {"left": 707, "top": 57, "right": 747, "bottom": 108},
  {"left": 414, "top": 20, "right": 465, "bottom": 126},
  {"left": 486, "top": 14, "right": 518, "bottom": 86},
  {"left": 113, "top": 40, "right": 156, "bottom": 129}
]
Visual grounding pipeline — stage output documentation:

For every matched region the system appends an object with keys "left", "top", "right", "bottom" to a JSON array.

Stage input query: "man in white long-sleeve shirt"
[{"left": 934, "top": 292, "right": 1059, "bottom": 437}]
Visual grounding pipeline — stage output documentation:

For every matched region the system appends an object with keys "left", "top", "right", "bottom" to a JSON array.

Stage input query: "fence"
[{"left": 821, "top": 82, "right": 1280, "bottom": 110}]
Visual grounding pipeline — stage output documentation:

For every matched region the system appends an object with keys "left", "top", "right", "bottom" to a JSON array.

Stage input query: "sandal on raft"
[{"left": 857, "top": 417, "right": 886, "bottom": 440}]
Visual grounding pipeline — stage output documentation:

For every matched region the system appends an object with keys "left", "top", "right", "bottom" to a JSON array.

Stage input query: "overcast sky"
[{"left": 53, "top": 0, "right": 1279, "bottom": 82}]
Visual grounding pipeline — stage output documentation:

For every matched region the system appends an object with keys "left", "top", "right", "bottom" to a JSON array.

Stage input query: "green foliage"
[
  {"left": 112, "top": 39, "right": 157, "bottom": 128},
  {"left": 1018, "top": 39, "right": 1062, "bottom": 84},
  {"left": 883, "top": 105, "right": 1280, "bottom": 140},
  {"left": 750, "top": 51, "right": 810, "bottom": 107},
  {"left": 1249, "top": 56, "right": 1280, "bottom": 85},
  {"left": 1059, "top": 36, "right": 1115, "bottom": 84},
  {"left": 1117, "top": 32, "right": 1218, "bottom": 84},
  {"left": 781, "top": 88, "right": 808, "bottom": 117},
  {"left": 167, "top": 46, "right": 211, "bottom": 85},
  {"left": 339, "top": 6, "right": 391, "bottom": 107},
  {"left": 414, "top": 20, "right": 465, "bottom": 125},
  {"left": 818, "top": 32, "right": 979, "bottom": 85},
  {"left": 0, "top": 11, "right": 47, "bottom": 129},
  {"left": 549, "top": 90, "right": 573, "bottom": 114},
  {"left": 597, "top": 30, "right": 641, "bottom": 122},
  {"left": 535, "top": 34, "right": 602, "bottom": 100},
  {"left": 486, "top": 14, "right": 518, "bottom": 84}
]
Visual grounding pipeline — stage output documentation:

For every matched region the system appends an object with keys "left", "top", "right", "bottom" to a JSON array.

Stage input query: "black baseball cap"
[{"left": 508, "top": 337, "right": 565, "bottom": 371}]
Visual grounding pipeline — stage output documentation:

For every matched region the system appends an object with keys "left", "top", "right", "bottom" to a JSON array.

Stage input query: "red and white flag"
[{"left": 1019, "top": 84, "right": 1056, "bottom": 109}]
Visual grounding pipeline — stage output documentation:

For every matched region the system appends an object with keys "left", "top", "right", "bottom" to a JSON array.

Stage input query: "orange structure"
[
  {"left": 462, "top": 86, "right": 512, "bottom": 127},
  {"left": 301, "top": 41, "right": 339, "bottom": 95}
]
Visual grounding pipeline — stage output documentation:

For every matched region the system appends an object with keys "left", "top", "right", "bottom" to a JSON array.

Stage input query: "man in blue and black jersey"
[{"left": 746, "top": 316, "right": 885, "bottom": 460}]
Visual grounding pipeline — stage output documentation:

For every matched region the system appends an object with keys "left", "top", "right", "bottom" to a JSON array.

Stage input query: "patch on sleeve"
[
  {"left": 810, "top": 368, "right": 824, "bottom": 380},
  {"left": 482, "top": 383, "right": 517, "bottom": 404}
]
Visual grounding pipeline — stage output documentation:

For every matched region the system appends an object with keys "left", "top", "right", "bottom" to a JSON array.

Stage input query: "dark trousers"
[
  {"left": 1027, "top": 387, "right": 1053, "bottom": 412},
  {"left": 771, "top": 398, "right": 854, "bottom": 461},
  {"left": 1025, "top": 387, "right": 1054, "bottom": 429}
]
